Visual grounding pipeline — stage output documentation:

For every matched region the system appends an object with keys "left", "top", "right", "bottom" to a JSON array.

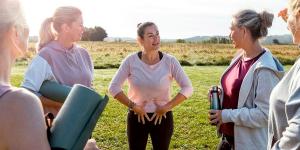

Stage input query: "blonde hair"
[
  {"left": 0, "top": 0, "right": 27, "bottom": 43},
  {"left": 289, "top": 0, "right": 300, "bottom": 15},
  {"left": 37, "top": 6, "right": 81, "bottom": 51},
  {"left": 233, "top": 9, "right": 274, "bottom": 40}
]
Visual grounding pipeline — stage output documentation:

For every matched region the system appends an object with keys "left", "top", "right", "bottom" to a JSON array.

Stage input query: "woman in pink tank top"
[{"left": 0, "top": 0, "right": 51, "bottom": 149}]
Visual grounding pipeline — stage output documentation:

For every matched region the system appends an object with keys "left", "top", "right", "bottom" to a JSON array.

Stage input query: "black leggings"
[{"left": 127, "top": 111, "right": 174, "bottom": 150}]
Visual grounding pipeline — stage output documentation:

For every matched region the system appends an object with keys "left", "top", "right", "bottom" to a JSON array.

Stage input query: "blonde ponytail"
[
  {"left": 37, "top": 6, "right": 81, "bottom": 51},
  {"left": 37, "top": 17, "right": 56, "bottom": 51}
]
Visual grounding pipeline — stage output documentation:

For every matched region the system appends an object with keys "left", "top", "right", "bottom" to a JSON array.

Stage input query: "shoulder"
[
  {"left": 122, "top": 52, "right": 138, "bottom": 63},
  {"left": 0, "top": 88, "right": 49, "bottom": 149},
  {"left": 75, "top": 45, "right": 89, "bottom": 55},
  {"left": 0, "top": 88, "right": 41, "bottom": 110},
  {"left": 162, "top": 53, "right": 180, "bottom": 65},
  {"left": 0, "top": 88, "right": 43, "bottom": 130}
]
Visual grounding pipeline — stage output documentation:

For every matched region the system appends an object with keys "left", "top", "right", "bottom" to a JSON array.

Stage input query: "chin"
[{"left": 292, "top": 38, "right": 300, "bottom": 44}]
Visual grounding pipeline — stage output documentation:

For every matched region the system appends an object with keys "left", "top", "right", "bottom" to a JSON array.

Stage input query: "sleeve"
[
  {"left": 108, "top": 56, "right": 131, "bottom": 97},
  {"left": 21, "top": 55, "right": 56, "bottom": 94},
  {"left": 85, "top": 50, "right": 94, "bottom": 87},
  {"left": 171, "top": 57, "right": 193, "bottom": 98},
  {"left": 272, "top": 86, "right": 300, "bottom": 149},
  {"left": 222, "top": 69, "right": 280, "bottom": 128}
]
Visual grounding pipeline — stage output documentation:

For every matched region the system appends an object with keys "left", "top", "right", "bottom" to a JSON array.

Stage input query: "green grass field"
[
  {"left": 11, "top": 42, "right": 295, "bottom": 149},
  {"left": 10, "top": 64, "right": 292, "bottom": 150}
]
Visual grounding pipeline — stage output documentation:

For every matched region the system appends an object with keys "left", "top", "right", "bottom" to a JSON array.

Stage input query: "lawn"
[{"left": 10, "top": 65, "right": 291, "bottom": 150}]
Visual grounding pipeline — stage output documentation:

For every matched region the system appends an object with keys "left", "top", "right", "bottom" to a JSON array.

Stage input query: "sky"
[{"left": 22, "top": 0, "right": 289, "bottom": 39}]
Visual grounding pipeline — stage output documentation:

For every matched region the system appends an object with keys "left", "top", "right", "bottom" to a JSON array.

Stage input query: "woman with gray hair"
[
  {"left": 0, "top": 0, "right": 51, "bottom": 149},
  {"left": 208, "top": 9, "right": 284, "bottom": 150},
  {"left": 268, "top": 0, "right": 300, "bottom": 149}
]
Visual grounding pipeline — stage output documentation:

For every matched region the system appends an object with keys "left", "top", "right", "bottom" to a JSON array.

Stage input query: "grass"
[
  {"left": 11, "top": 42, "right": 295, "bottom": 149},
  {"left": 20, "top": 42, "right": 300, "bottom": 69},
  {"left": 10, "top": 65, "right": 292, "bottom": 150}
]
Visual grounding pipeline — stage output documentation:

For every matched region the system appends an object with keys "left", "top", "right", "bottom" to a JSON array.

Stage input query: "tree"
[
  {"left": 176, "top": 39, "right": 186, "bottom": 43},
  {"left": 81, "top": 26, "right": 108, "bottom": 41},
  {"left": 273, "top": 39, "right": 280, "bottom": 45}
]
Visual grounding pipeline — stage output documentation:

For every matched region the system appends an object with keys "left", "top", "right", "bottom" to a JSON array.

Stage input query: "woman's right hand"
[
  {"left": 132, "top": 104, "right": 150, "bottom": 124},
  {"left": 40, "top": 96, "right": 63, "bottom": 116}
]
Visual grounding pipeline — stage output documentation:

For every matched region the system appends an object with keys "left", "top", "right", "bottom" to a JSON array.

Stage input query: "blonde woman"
[
  {"left": 208, "top": 10, "right": 284, "bottom": 150},
  {"left": 22, "top": 6, "right": 93, "bottom": 116},
  {"left": 21, "top": 6, "right": 98, "bottom": 149},
  {"left": 268, "top": 0, "right": 300, "bottom": 149},
  {"left": 0, "top": 0, "right": 50, "bottom": 149}
]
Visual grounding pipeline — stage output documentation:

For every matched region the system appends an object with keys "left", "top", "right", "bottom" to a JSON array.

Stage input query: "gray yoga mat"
[
  {"left": 39, "top": 80, "right": 71, "bottom": 103},
  {"left": 40, "top": 82, "right": 108, "bottom": 150}
]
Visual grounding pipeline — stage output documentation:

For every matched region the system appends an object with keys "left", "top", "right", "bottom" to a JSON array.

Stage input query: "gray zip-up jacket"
[
  {"left": 268, "top": 58, "right": 300, "bottom": 150},
  {"left": 220, "top": 49, "right": 284, "bottom": 150}
]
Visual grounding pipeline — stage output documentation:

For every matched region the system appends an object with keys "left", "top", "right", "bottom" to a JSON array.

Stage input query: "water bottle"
[
  {"left": 209, "top": 86, "right": 221, "bottom": 110},
  {"left": 209, "top": 86, "right": 221, "bottom": 126}
]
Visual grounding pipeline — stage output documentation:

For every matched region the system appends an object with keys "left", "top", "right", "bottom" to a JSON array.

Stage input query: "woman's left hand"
[
  {"left": 151, "top": 102, "right": 171, "bottom": 125},
  {"left": 208, "top": 110, "right": 223, "bottom": 126}
]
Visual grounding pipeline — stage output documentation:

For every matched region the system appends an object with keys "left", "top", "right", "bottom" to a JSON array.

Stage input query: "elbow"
[
  {"left": 108, "top": 83, "right": 121, "bottom": 98},
  {"left": 180, "top": 86, "right": 193, "bottom": 99}
]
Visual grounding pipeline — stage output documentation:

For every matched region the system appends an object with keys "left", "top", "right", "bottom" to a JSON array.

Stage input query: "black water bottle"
[
  {"left": 209, "top": 86, "right": 221, "bottom": 110},
  {"left": 209, "top": 86, "right": 221, "bottom": 126}
]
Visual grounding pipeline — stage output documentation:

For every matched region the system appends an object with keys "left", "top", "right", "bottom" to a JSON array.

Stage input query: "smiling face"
[{"left": 139, "top": 25, "right": 160, "bottom": 51}]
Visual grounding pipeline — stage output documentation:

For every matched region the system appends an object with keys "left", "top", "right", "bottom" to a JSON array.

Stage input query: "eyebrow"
[{"left": 146, "top": 31, "right": 159, "bottom": 35}]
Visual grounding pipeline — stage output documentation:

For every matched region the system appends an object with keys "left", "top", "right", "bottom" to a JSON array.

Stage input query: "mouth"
[{"left": 152, "top": 43, "right": 160, "bottom": 46}]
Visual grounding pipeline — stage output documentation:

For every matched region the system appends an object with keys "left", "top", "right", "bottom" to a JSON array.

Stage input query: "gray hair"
[
  {"left": 233, "top": 9, "right": 274, "bottom": 40},
  {"left": 0, "top": 0, "right": 28, "bottom": 42}
]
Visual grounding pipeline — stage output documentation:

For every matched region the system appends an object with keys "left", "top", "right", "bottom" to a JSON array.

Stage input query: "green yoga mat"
[
  {"left": 40, "top": 82, "right": 108, "bottom": 150},
  {"left": 39, "top": 80, "right": 71, "bottom": 103}
]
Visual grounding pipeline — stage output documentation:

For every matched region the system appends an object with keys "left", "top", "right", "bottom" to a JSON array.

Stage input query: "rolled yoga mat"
[
  {"left": 39, "top": 80, "right": 71, "bottom": 103},
  {"left": 45, "top": 84, "right": 108, "bottom": 150}
]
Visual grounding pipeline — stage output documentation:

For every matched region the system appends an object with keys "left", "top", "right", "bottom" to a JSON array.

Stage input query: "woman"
[
  {"left": 21, "top": 6, "right": 93, "bottom": 116},
  {"left": 268, "top": 1, "right": 300, "bottom": 149},
  {"left": 0, "top": 0, "right": 50, "bottom": 149},
  {"left": 108, "top": 22, "right": 193, "bottom": 150},
  {"left": 21, "top": 6, "right": 98, "bottom": 150},
  {"left": 208, "top": 10, "right": 284, "bottom": 150}
]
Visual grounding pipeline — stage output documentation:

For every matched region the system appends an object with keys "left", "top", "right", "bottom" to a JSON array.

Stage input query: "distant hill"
[
  {"left": 34, "top": 34, "right": 290, "bottom": 44},
  {"left": 260, "top": 34, "right": 292, "bottom": 44},
  {"left": 183, "top": 34, "right": 293, "bottom": 44}
]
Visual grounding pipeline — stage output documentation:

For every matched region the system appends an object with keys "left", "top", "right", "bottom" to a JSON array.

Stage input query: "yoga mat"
[
  {"left": 48, "top": 84, "right": 108, "bottom": 150},
  {"left": 39, "top": 80, "right": 71, "bottom": 103}
]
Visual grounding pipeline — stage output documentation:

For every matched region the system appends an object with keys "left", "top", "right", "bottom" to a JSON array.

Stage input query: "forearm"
[
  {"left": 114, "top": 91, "right": 132, "bottom": 108},
  {"left": 165, "top": 93, "right": 187, "bottom": 110}
]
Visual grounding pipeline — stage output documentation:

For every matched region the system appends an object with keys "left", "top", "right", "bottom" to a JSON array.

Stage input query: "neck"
[
  {"left": 142, "top": 49, "right": 159, "bottom": 61},
  {"left": 242, "top": 40, "right": 263, "bottom": 59},
  {"left": 0, "top": 47, "right": 13, "bottom": 85},
  {"left": 57, "top": 35, "right": 74, "bottom": 50}
]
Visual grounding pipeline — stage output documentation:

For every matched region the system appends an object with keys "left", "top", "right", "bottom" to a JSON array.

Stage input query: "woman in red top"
[{"left": 208, "top": 10, "right": 284, "bottom": 150}]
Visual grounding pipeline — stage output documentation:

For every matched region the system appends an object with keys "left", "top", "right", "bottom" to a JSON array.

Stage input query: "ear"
[
  {"left": 137, "top": 36, "right": 144, "bottom": 46},
  {"left": 241, "top": 27, "right": 248, "bottom": 38},
  {"left": 61, "top": 23, "right": 71, "bottom": 33}
]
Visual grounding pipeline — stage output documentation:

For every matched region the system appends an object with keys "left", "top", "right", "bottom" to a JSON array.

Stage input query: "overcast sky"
[{"left": 22, "top": 0, "right": 289, "bottom": 39}]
